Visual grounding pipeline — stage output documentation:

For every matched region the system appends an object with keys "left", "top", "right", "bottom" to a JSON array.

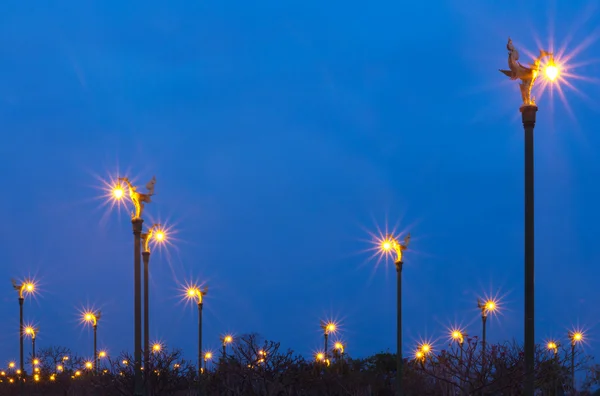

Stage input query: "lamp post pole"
[
  {"left": 133, "top": 218, "right": 144, "bottom": 396},
  {"left": 500, "top": 39, "right": 556, "bottom": 395},
  {"left": 142, "top": 250, "right": 150, "bottom": 377},
  {"left": 395, "top": 258, "right": 403, "bottom": 396},
  {"left": 198, "top": 300, "right": 203, "bottom": 396},
  {"left": 19, "top": 297, "right": 24, "bottom": 375},
  {"left": 522, "top": 104, "right": 537, "bottom": 395},
  {"left": 379, "top": 232, "right": 410, "bottom": 396}
]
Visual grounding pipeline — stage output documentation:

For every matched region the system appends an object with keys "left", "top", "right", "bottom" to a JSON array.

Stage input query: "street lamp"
[
  {"left": 111, "top": 175, "right": 156, "bottom": 396},
  {"left": 221, "top": 335, "right": 233, "bottom": 359},
  {"left": 320, "top": 321, "right": 337, "bottom": 361},
  {"left": 83, "top": 311, "right": 101, "bottom": 375},
  {"left": 379, "top": 232, "right": 411, "bottom": 396},
  {"left": 141, "top": 224, "right": 168, "bottom": 373},
  {"left": 185, "top": 283, "right": 208, "bottom": 395},
  {"left": 499, "top": 38, "right": 560, "bottom": 396},
  {"left": 333, "top": 341, "right": 345, "bottom": 360},
  {"left": 24, "top": 326, "right": 37, "bottom": 371},
  {"left": 568, "top": 331, "right": 583, "bottom": 390},
  {"left": 477, "top": 298, "right": 497, "bottom": 366},
  {"left": 450, "top": 329, "right": 466, "bottom": 362},
  {"left": 11, "top": 278, "right": 35, "bottom": 378},
  {"left": 203, "top": 352, "right": 213, "bottom": 372}
]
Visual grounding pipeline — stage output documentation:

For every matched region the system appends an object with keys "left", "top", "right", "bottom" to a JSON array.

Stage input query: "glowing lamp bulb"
[
  {"left": 545, "top": 64, "right": 559, "bottom": 81},
  {"left": 113, "top": 186, "right": 125, "bottom": 199},
  {"left": 85, "top": 361, "right": 93, "bottom": 369},
  {"left": 421, "top": 344, "right": 431, "bottom": 353},
  {"left": 155, "top": 231, "right": 165, "bottom": 242},
  {"left": 452, "top": 331, "right": 461, "bottom": 339},
  {"left": 573, "top": 332, "right": 583, "bottom": 342},
  {"left": 204, "top": 352, "right": 212, "bottom": 360},
  {"left": 25, "top": 283, "right": 34, "bottom": 292},
  {"left": 99, "top": 351, "right": 107, "bottom": 358},
  {"left": 152, "top": 343, "right": 162, "bottom": 352},
  {"left": 485, "top": 301, "right": 496, "bottom": 312},
  {"left": 316, "top": 353, "right": 325, "bottom": 361}
]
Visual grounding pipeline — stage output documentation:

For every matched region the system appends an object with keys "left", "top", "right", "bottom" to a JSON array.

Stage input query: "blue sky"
[{"left": 1, "top": 0, "right": 600, "bottom": 366}]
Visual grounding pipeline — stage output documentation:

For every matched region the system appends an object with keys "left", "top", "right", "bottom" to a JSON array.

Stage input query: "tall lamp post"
[
  {"left": 141, "top": 224, "right": 167, "bottom": 373},
  {"left": 83, "top": 311, "right": 101, "bottom": 375},
  {"left": 186, "top": 284, "right": 208, "bottom": 395},
  {"left": 477, "top": 298, "right": 497, "bottom": 367},
  {"left": 11, "top": 279, "right": 35, "bottom": 379},
  {"left": 112, "top": 175, "right": 157, "bottom": 396},
  {"left": 320, "top": 321, "right": 336, "bottom": 363},
  {"left": 220, "top": 335, "right": 233, "bottom": 360},
  {"left": 380, "top": 232, "right": 411, "bottom": 396},
  {"left": 568, "top": 331, "right": 583, "bottom": 391},
  {"left": 499, "top": 38, "right": 559, "bottom": 396},
  {"left": 24, "top": 326, "right": 37, "bottom": 370}
]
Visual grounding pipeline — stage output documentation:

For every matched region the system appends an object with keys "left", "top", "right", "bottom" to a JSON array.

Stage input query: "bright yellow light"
[
  {"left": 82, "top": 311, "right": 99, "bottom": 326},
  {"left": 16, "top": 369, "right": 21, "bottom": 374},
  {"left": 322, "top": 321, "right": 337, "bottom": 334},
  {"left": 152, "top": 343, "right": 163, "bottom": 352},
  {"left": 25, "top": 326, "right": 36, "bottom": 337},
  {"left": 452, "top": 331, "right": 461, "bottom": 339},
  {"left": 34, "top": 374, "right": 39, "bottom": 382},
  {"left": 57, "top": 365, "right": 63, "bottom": 371},
  {"left": 316, "top": 352, "right": 325, "bottom": 361},
  {"left": 545, "top": 64, "right": 559, "bottom": 82},
  {"left": 415, "top": 351, "right": 424, "bottom": 359},
  {"left": 547, "top": 341, "right": 558, "bottom": 350},
  {"left": 62, "top": 356, "right": 69, "bottom": 361},
  {"left": 154, "top": 230, "right": 165, "bottom": 242},
  {"left": 122, "top": 360, "right": 128, "bottom": 365},
  {"left": 75, "top": 370, "right": 81, "bottom": 377},
  {"left": 99, "top": 351, "right": 107, "bottom": 358},
  {"left": 204, "top": 352, "right": 213, "bottom": 361},
  {"left": 85, "top": 361, "right": 93, "bottom": 369},
  {"left": 484, "top": 300, "right": 497, "bottom": 312},
  {"left": 50, "top": 374, "right": 56, "bottom": 381},
  {"left": 334, "top": 342, "right": 344, "bottom": 350},
  {"left": 223, "top": 335, "right": 233, "bottom": 344},
  {"left": 0, "top": 371, "right": 4, "bottom": 376},
  {"left": 381, "top": 239, "right": 393, "bottom": 252},
  {"left": 8, "top": 362, "right": 15, "bottom": 369},
  {"left": 33, "top": 359, "right": 39, "bottom": 366},
  {"left": 34, "top": 367, "right": 40, "bottom": 373},
  {"left": 420, "top": 344, "right": 431, "bottom": 354},
  {"left": 572, "top": 332, "right": 583, "bottom": 342},
  {"left": 112, "top": 185, "right": 125, "bottom": 200},
  {"left": 24, "top": 283, "right": 35, "bottom": 293}
]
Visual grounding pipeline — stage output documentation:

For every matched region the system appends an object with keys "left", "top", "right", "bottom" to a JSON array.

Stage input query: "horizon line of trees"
[{"left": 2, "top": 333, "right": 600, "bottom": 395}]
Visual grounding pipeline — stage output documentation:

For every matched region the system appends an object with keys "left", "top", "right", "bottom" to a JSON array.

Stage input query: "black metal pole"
[
  {"left": 133, "top": 218, "right": 144, "bottom": 396},
  {"left": 19, "top": 298, "right": 24, "bottom": 373},
  {"left": 143, "top": 251, "right": 150, "bottom": 378},
  {"left": 396, "top": 260, "right": 403, "bottom": 396},
  {"left": 482, "top": 315, "right": 487, "bottom": 367},
  {"left": 571, "top": 343, "right": 575, "bottom": 391},
  {"left": 93, "top": 324, "right": 98, "bottom": 375},
  {"left": 521, "top": 105, "right": 537, "bottom": 396},
  {"left": 32, "top": 337, "right": 36, "bottom": 365},
  {"left": 324, "top": 333, "right": 329, "bottom": 361},
  {"left": 198, "top": 302, "right": 203, "bottom": 396},
  {"left": 18, "top": 297, "right": 24, "bottom": 396}
]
